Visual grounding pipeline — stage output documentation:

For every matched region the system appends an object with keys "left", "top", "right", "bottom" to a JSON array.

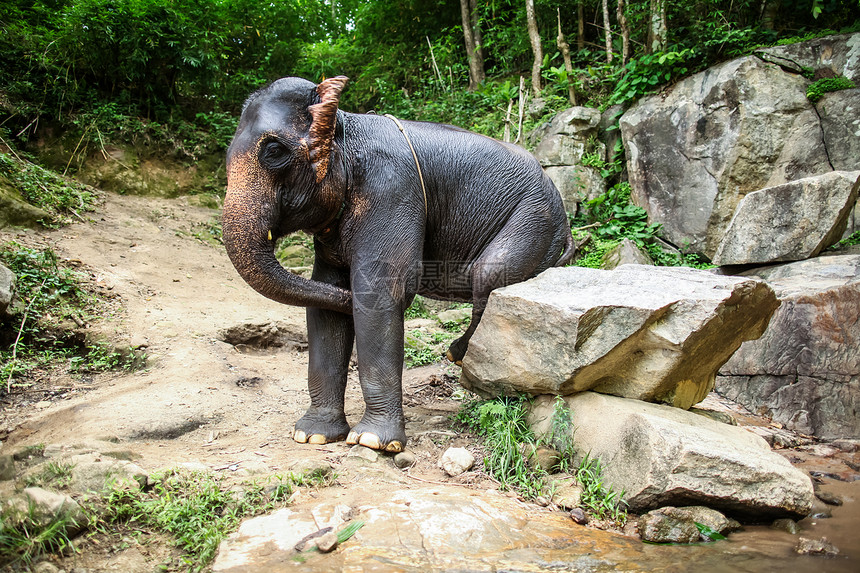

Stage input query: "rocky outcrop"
[
  {"left": 0, "top": 176, "right": 49, "bottom": 229},
  {"left": 711, "top": 171, "right": 860, "bottom": 265},
  {"left": 817, "top": 89, "right": 860, "bottom": 172},
  {"left": 1, "top": 263, "right": 18, "bottom": 319},
  {"left": 531, "top": 106, "right": 605, "bottom": 212},
  {"left": 620, "top": 33, "right": 859, "bottom": 260},
  {"left": 529, "top": 393, "right": 815, "bottom": 519},
  {"left": 460, "top": 265, "right": 778, "bottom": 409},
  {"left": 717, "top": 255, "right": 860, "bottom": 439}
]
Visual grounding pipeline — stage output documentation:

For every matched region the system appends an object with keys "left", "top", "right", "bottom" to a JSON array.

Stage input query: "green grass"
[
  {"left": 24, "top": 461, "right": 76, "bottom": 489},
  {"left": 0, "top": 500, "right": 79, "bottom": 567},
  {"left": 100, "top": 467, "right": 336, "bottom": 571},
  {"left": 806, "top": 76, "right": 855, "bottom": 104},
  {"left": 457, "top": 395, "right": 627, "bottom": 524},
  {"left": 404, "top": 329, "right": 457, "bottom": 368}
]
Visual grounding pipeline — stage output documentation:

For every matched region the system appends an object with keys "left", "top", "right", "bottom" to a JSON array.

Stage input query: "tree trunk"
[
  {"left": 602, "top": 0, "right": 613, "bottom": 64},
  {"left": 460, "top": 0, "right": 485, "bottom": 90},
  {"left": 526, "top": 0, "right": 542, "bottom": 97},
  {"left": 577, "top": 0, "right": 585, "bottom": 50},
  {"left": 557, "top": 8, "right": 576, "bottom": 105},
  {"left": 760, "top": 0, "right": 780, "bottom": 30},
  {"left": 470, "top": 0, "right": 485, "bottom": 65},
  {"left": 647, "top": 0, "right": 668, "bottom": 54},
  {"left": 617, "top": 0, "right": 630, "bottom": 65}
]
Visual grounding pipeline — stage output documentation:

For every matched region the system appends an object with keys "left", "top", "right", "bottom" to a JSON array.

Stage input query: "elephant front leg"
[
  {"left": 294, "top": 264, "right": 355, "bottom": 445},
  {"left": 346, "top": 269, "right": 410, "bottom": 453}
]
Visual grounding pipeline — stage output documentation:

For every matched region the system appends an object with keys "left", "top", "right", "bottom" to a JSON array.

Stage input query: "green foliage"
[
  {"left": 24, "top": 461, "right": 75, "bottom": 489},
  {"left": 606, "top": 50, "right": 695, "bottom": 108},
  {"left": 0, "top": 499, "right": 78, "bottom": 566},
  {"left": 576, "top": 453, "right": 627, "bottom": 522},
  {"left": 695, "top": 522, "right": 727, "bottom": 541},
  {"left": 829, "top": 230, "right": 860, "bottom": 250},
  {"left": 404, "top": 329, "right": 456, "bottom": 368},
  {"left": 102, "top": 468, "right": 335, "bottom": 570},
  {"left": 404, "top": 295, "right": 432, "bottom": 320},
  {"left": 806, "top": 76, "right": 856, "bottom": 104},
  {"left": 0, "top": 152, "right": 99, "bottom": 227},
  {"left": 457, "top": 396, "right": 546, "bottom": 498},
  {"left": 0, "top": 242, "right": 142, "bottom": 391}
]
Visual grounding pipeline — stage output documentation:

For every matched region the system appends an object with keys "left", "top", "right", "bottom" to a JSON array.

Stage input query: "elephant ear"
[{"left": 308, "top": 76, "right": 348, "bottom": 183}]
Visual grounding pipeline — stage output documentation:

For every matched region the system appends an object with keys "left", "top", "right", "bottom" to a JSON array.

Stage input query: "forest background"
[{"left": 1, "top": 0, "right": 859, "bottom": 164}]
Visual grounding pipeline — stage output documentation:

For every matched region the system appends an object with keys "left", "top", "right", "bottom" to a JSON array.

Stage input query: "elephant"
[{"left": 222, "top": 76, "right": 573, "bottom": 453}]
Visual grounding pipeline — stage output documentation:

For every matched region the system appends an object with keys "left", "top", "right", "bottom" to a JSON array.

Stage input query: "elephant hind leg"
[{"left": 447, "top": 208, "right": 562, "bottom": 363}]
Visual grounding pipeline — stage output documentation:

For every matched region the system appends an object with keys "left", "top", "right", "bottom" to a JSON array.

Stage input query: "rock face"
[
  {"left": 620, "top": 33, "right": 860, "bottom": 259},
  {"left": 600, "top": 238, "right": 654, "bottom": 269},
  {"left": 531, "top": 106, "right": 605, "bottom": 212},
  {"left": 817, "top": 89, "right": 860, "bottom": 172},
  {"left": 460, "top": 265, "right": 778, "bottom": 409},
  {"left": 717, "top": 255, "right": 860, "bottom": 439},
  {"left": 1, "top": 263, "right": 17, "bottom": 318},
  {"left": 712, "top": 171, "right": 860, "bottom": 265},
  {"left": 529, "top": 393, "right": 815, "bottom": 519}
]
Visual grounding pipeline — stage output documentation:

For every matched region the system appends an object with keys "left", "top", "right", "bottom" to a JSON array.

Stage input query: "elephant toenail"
[
  {"left": 358, "top": 433, "right": 382, "bottom": 450},
  {"left": 385, "top": 441, "right": 403, "bottom": 453},
  {"left": 346, "top": 431, "right": 359, "bottom": 445},
  {"left": 294, "top": 430, "right": 308, "bottom": 443},
  {"left": 308, "top": 434, "right": 327, "bottom": 445}
]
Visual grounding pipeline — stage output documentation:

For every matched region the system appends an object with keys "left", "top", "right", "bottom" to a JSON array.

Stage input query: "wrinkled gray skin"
[{"left": 222, "top": 76, "right": 573, "bottom": 452}]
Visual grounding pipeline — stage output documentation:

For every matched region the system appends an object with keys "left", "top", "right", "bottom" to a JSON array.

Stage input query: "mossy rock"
[{"left": 0, "top": 174, "right": 49, "bottom": 228}]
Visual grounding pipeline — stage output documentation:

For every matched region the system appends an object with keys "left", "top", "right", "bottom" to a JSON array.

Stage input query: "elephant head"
[{"left": 222, "top": 76, "right": 352, "bottom": 314}]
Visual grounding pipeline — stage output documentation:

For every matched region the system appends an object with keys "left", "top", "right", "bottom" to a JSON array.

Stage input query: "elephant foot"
[
  {"left": 294, "top": 407, "right": 350, "bottom": 445},
  {"left": 446, "top": 338, "right": 468, "bottom": 366},
  {"left": 346, "top": 417, "right": 406, "bottom": 453}
]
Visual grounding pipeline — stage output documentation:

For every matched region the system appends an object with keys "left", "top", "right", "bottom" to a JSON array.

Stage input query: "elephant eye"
[{"left": 261, "top": 140, "right": 291, "bottom": 167}]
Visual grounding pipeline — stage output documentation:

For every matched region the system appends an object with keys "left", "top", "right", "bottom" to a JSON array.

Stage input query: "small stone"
[
  {"left": 549, "top": 474, "right": 582, "bottom": 510},
  {"left": 315, "top": 531, "right": 339, "bottom": 553},
  {"left": 569, "top": 507, "right": 589, "bottom": 525},
  {"left": 439, "top": 447, "right": 474, "bottom": 477},
  {"left": 815, "top": 491, "right": 843, "bottom": 506},
  {"left": 394, "top": 451, "right": 417, "bottom": 469},
  {"left": 830, "top": 439, "right": 860, "bottom": 452},
  {"left": 535, "top": 496, "right": 549, "bottom": 507},
  {"left": 638, "top": 507, "right": 701, "bottom": 544},
  {"left": 795, "top": 536, "right": 839, "bottom": 556},
  {"left": 33, "top": 562, "right": 60, "bottom": 573},
  {"left": 525, "top": 445, "right": 561, "bottom": 472},
  {"left": 288, "top": 458, "right": 333, "bottom": 478},
  {"left": 22, "top": 487, "right": 85, "bottom": 534},
  {"left": 0, "top": 454, "right": 15, "bottom": 481},
  {"left": 771, "top": 518, "right": 800, "bottom": 535},
  {"left": 347, "top": 445, "right": 379, "bottom": 463}
]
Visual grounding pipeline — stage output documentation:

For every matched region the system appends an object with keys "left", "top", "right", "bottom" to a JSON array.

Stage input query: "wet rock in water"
[
  {"left": 439, "top": 447, "right": 474, "bottom": 477},
  {"left": 462, "top": 265, "right": 777, "bottom": 409},
  {"left": 393, "top": 451, "right": 417, "bottom": 469},
  {"left": 347, "top": 445, "right": 379, "bottom": 464},
  {"left": 717, "top": 254, "right": 860, "bottom": 440},
  {"left": 569, "top": 507, "right": 589, "bottom": 525},
  {"left": 795, "top": 536, "right": 840, "bottom": 556},
  {"left": 771, "top": 518, "right": 800, "bottom": 535},
  {"left": 711, "top": 171, "right": 860, "bottom": 265},
  {"left": 638, "top": 508, "right": 700, "bottom": 544},
  {"left": 529, "top": 393, "right": 815, "bottom": 518},
  {"left": 815, "top": 491, "right": 844, "bottom": 506},
  {"left": 639, "top": 506, "right": 738, "bottom": 544}
]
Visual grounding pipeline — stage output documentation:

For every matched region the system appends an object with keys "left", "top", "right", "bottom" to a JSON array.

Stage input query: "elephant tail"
[{"left": 555, "top": 231, "right": 576, "bottom": 267}]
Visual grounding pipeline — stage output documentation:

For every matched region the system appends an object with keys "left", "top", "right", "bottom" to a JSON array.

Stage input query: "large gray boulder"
[
  {"left": 460, "top": 265, "right": 778, "bottom": 409},
  {"left": 717, "top": 255, "right": 860, "bottom": 439},
  {"left": 531, "top": 106, "right": 605, "bottom": 212},
  {"left": 756, "top": 33, "right": 860, "bottom": 83},
  {"left": 529, "top": 393, "right": 815, "bottom": 519},
  {"left": 620, "top": 36, "right": 860, "bottom": 259},
  {"left": 712, "top": 171, "right": 860, "bottom": 265},
  {"left": 817, "top": 89, "right": 860, "bottom": 172}
]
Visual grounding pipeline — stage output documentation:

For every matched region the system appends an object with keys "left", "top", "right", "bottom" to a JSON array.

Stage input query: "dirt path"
[{"left": 2, "top": 192, "right": 471, "bottom": 480}]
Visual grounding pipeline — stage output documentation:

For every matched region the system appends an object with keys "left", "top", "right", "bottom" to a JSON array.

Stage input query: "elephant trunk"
[{"left": 222, "top": 185, "right": 352, "bottom": 315}]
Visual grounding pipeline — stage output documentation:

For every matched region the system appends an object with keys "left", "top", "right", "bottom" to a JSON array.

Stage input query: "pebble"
[
  {"left": 770, "top": 518, "right": 799, "bottom": 535},
  {"left": 815, "top": 491, "right": 843, "bottom": 506},
  {"left": 795, "top": 536, "right": 839, "bottom": 556},
  {"left": 347, "top": 445, "right": 379, "bottom": 463},
  {"left": 316, "top": 531, "right": 339, "bottom": 553},
  {"left": 439, "top": 447, "right": 474, "bottom": 477},
  {"left": 569, "top": 508, "right": 589, "bottom": 525},
  {"left": 394, "top": 451, "right": 417, "bottom": 469}
]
